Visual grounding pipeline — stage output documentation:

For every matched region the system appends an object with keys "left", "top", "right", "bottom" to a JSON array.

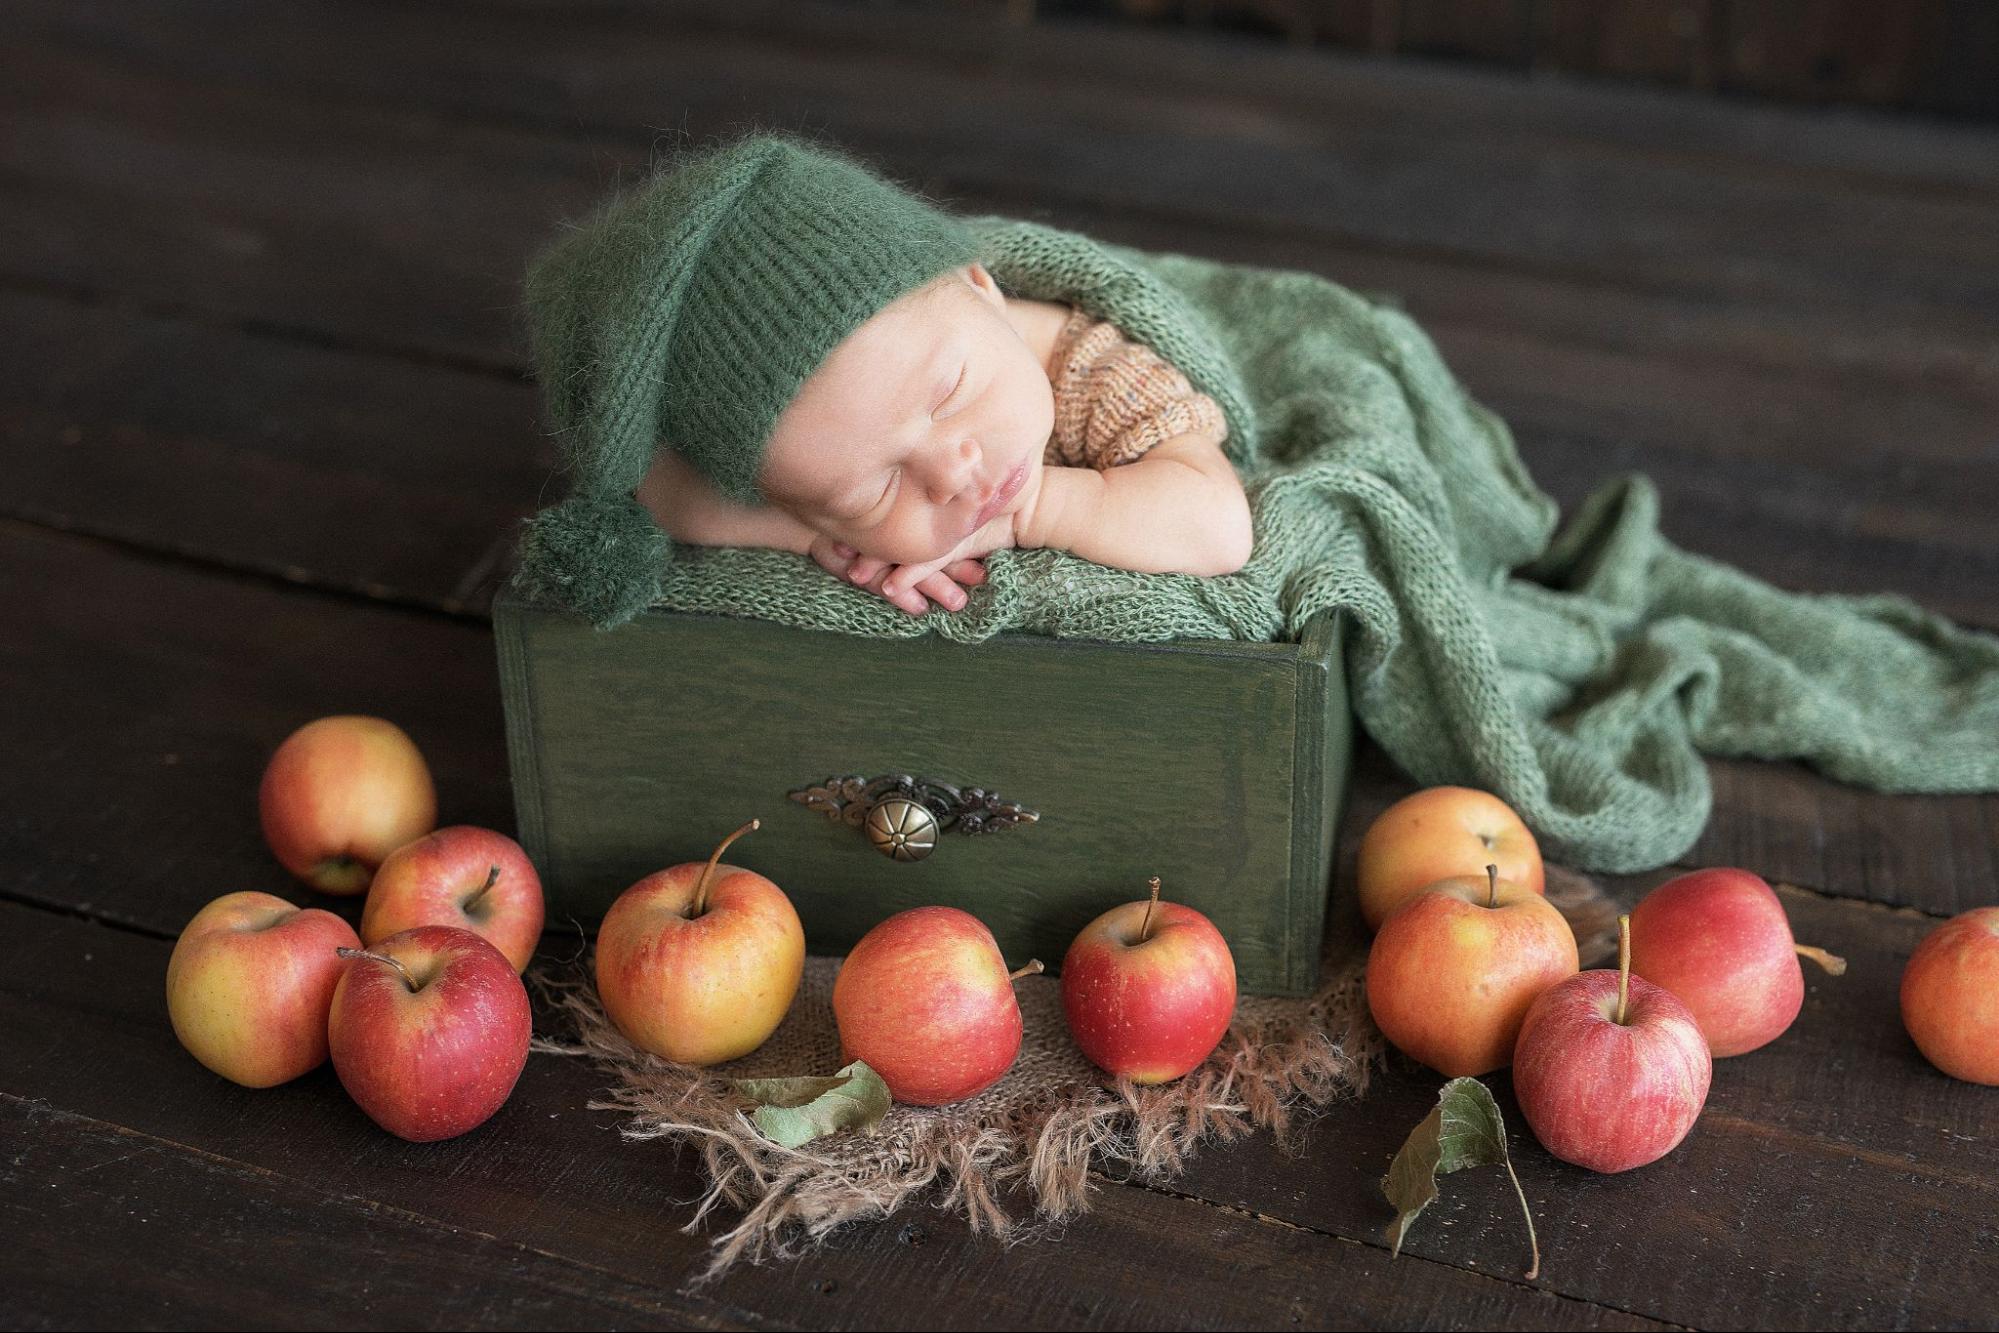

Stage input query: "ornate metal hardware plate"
[{"left": 787, "top": 774, "right": 1040, "bottom": 862}]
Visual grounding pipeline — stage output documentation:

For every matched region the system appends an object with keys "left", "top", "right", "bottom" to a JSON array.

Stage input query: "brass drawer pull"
[{"left": 787, "top": 774, "right": 1040, "bottom": 862}]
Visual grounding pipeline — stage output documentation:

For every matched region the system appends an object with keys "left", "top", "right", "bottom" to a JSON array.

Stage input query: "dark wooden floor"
[{"left": 4, "top": 2, "right": 1998, "bottom": 1328}]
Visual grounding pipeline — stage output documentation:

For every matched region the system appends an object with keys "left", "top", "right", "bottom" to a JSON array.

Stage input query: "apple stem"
[
  {"left": 1616, "top": 914, "right": 1632, "bottom": 1026},
  {"left": 1139, "top": 876, "right": 1162, "bottom": 944},
  {"left": 692, "top": 819, "right": 760, "bottom": 917},
  {"left": 1485, "top": 863, "right": 1498, "bottom": 909},
  {"left": 337, "top": 945, "right": 418, "bottom": 994},
  {"left": 463, "top": 865, "right": 501, "bottom": 912},
  {"left": 1503, "top": 1154, "right": 1541, "bottom": 1281},
  {"left": 1794, "top": 943, "right": 1848, "bottom": 976},
  {"left": 1008, "top": 960, "right": 1045, "bottom": 984}
]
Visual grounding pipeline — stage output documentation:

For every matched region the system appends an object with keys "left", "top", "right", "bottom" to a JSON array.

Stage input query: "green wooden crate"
[{"left": 493, "top": 591, "right": 1352, "bottom": 996}]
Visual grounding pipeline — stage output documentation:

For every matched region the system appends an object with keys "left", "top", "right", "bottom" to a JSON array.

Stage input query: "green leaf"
[
  {"left": 731, "top": 1060, "right": 892, "bottom": 1149},
  {"left": 1381, "top": 1077, "right": 1540, "bottom": 1279}
]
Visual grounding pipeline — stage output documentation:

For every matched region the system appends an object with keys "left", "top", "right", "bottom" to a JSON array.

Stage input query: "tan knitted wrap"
[{"left": 1043, "top": 306, "right": 1229, "bottom": 470}]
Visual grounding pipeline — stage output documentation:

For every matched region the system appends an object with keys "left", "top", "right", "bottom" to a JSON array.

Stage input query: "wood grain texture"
[
  {"left": 1913, "top": 0, "right": 1999, "bottom": 118},
  {"left": 1533, "top": 0, "right": 1712, "bottom": 86},
  {"left": 15, "top": 2, "right": 1999, "bottom": 301},
  {"left": 0, "top": 519, "right": 518, "bottom": 939},
  {"left": 61, "top": 0, "right": 1999, "bottom": 182},
  {"left": 1068, "top": 0, "right": 1985, "bottom": 117},
  {"left": 0, "top": 288, "right": 544, "bottom": 613},
  {"left": 0, "top": 902, "right": 1671, "bottom": 1332},
  {"left": 0, "top": 1099, "right": 720, "bottom": 1332},
  {"left": 1715, "top": 0, "right": 1936, "bottom": 109},
  {"left": 497, "top": 595, "right": 1348, "bottom": 995},
  {"left": 1395, "top": 0, "right": 1535, "bottom": 65}
]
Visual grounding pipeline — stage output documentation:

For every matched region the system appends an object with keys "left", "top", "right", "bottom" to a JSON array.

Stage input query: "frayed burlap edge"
[
  {"left": 527, "top": 865, "right": 1616, "bottom": 1285},
  {"left": 528, "top": 954, "right": 1380, "bottom": 1285}
]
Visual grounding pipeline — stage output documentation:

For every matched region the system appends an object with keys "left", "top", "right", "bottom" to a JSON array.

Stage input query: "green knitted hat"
[{"left": 517, "top": 130, "right": 982, "bottom": 627}]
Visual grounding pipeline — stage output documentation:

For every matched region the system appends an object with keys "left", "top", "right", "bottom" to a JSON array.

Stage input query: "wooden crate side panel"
[
  {"left": 500, "top": 602, "right": 1319, "bottom": 993},
  {"left": 494, "top": 600, "right": 551, "bottom": 873},
  {"left": 1288, "top": 608, "right": 1353, "bottom": 992}
]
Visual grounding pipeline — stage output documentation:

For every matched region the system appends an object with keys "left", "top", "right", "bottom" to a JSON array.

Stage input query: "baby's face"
[{"left": 758, "top": 263, "right": 1053, "bottom": 566}]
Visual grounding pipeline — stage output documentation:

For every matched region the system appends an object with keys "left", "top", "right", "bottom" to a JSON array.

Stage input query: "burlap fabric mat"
[{"left": 530, "top": 866, "right": 1618, "bottom": 1283}]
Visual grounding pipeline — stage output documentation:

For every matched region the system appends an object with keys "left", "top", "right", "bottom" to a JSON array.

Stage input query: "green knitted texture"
[
  {"left": 511, "top": 212, "right": 1999, "bottom": 874},
  {"left": 518, "top": 132, "right": 980, "bottom": 625}
]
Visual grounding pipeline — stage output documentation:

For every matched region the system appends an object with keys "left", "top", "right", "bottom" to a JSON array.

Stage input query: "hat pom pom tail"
[{"left": 515, "top": 494, "right": 668, "bottom": 630}]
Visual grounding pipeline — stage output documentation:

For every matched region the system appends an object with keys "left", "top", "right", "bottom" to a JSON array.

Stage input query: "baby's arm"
[
  {"left": 636, "top": 446, "right": 989, "bottom": 613},
  {"left": 1018, "top": 432, "right": 1252, "bottom": 577},
  {"left": 634, "top": 447, "right": 817, "bottom": 554}
]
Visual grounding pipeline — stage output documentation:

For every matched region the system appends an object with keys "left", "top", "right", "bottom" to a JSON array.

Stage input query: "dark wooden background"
[
  {"left": 1073, "top": 0, "right": 1999, "bottom": 117},
  {"left": 3, "top": 1, "right": 1997, "bottom": 1328}
]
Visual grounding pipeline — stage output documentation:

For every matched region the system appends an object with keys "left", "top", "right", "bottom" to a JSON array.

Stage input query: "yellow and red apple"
[
  {"left": 834, "top": 906, "right": 1041, "bottom": 1105},
  {"left": 1357, "top": 786, "right": 1544, "bottom": 931},
  {"left": 1901, "top": 906, "right": 1999, "bottom": 1085},
  {"left": 166, "top": 891, "right": 361, "bottom": 1088},
  {"left": 593, "top": 820, "right": 804, "bottom": 1067},
  {"left": 1365, "top": 866, "right": 1578, "bottom": 1077},
  {"left": 1061, "top": 876, "right": 1236, "bottom": 1084},
  {"left": 361, "top": 825, "right": 544, "bottom": 973},
  {"left": 258, "top": 715, "right": 437, "bottom": 895},
  {"left": 328, "top": 925, "right": 531, "bottom": 1142}
]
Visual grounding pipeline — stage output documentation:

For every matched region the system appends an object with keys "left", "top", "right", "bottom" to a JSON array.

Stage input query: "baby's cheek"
[{"left": 860, "top": 512, "right": 959, "bottom": 567}]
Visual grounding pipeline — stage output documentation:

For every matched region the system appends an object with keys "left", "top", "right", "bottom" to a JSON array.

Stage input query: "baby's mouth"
[{"left": 973, "top": 460, "right": 1029, "bottom": 530}]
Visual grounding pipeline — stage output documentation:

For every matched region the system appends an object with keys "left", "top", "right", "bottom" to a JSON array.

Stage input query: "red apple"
[
  {"left": 166, "top": 891, "right": 361, "bottom": 1088},
  {"left": 361, "top": 825, "right": 544, "bottom": 973},
  {"left": 833, "top": 906, "right": 1042, "bottom": 1105},
  {"left": 1063, "top": 875, "right": 1231, "bottom": 1087},
  {"left": 259, "top": 715, "right": 437, "bottom": 895},
  {"left": 1366, "top": 866, "right": 1578, "bottom": 1077},
  {"left": 328, "top": 925, "right": 530, "bottom": 1142},
  {"left": 1901, "top": 906, "right": 1999, "bottom": 1085},
  {"left": 1357, "top": 786, "right": 1545, "bottom": 931},
  {"left": 1627, "top": 867, "right": 1846, "bottom": 1058},
  {"left": 1513, "top": 916, "right": 1713, "bottom": 1173},
  {"left": 1062, "top": 876, "right": 1237, "bottom": 1083},
  {"left": 594, "top": 820, "right": 804, "bottom": 1067}
]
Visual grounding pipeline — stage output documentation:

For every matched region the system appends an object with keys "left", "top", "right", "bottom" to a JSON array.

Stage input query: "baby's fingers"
[
  {"left": 847, "top": 555, "right": 888, "bottom": 587},
  {"left": 945, "top": 559, "right": 987, "bottom": 586},
  {"left": 915, "top": 571, "right": 972, "bottom": 612},
  {"left": 884, "top": 583, "right": 929, "bottom": 615}
]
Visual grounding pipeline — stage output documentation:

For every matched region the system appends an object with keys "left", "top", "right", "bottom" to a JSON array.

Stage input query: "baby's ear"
[{"left": 961, "top": 262, "right": 1005, "bottom": 307}]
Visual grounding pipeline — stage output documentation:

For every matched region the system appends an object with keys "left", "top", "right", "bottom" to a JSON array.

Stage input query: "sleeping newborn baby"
[
  {"left": 636, "top": 262, "right": 1253, "bottom": 615},
  {"left": 524, "top": 130, "right": 1251, "bottom": 622}
]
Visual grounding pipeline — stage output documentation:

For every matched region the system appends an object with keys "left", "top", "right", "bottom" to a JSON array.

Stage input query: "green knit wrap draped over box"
[{"left": 511, "top": 211, "right": 1999, "bottom": 875}]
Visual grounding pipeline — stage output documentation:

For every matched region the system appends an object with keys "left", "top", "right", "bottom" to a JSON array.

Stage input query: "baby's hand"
[
  {"left": 808, "top": 533, "right": 991, "bottom": 617},
  {"left": 873, "top": 516, "right": 1020, "bottom": 615}
]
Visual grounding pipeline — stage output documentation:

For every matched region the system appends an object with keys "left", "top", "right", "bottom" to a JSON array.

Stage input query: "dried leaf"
[
  {"left": 731, "top": 1060, "right": 891, "bottom": 1149},
  {"left": 1381, "top": 1076, "right": 1540, "bottom": 1279}
]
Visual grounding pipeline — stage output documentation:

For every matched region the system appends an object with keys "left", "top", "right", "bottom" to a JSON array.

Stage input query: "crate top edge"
[{"left": 495, "top": 588, "right": 1342, "bottom": 666}]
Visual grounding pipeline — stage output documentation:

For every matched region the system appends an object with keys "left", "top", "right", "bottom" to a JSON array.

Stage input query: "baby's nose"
[{"left": 936, "top": 440, "right": 983, "bottom": 501}]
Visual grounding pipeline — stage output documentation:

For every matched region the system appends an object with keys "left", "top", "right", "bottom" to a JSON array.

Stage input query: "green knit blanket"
[{"left": 512, "top": 215, "right": 1999, "bottom": 873}]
